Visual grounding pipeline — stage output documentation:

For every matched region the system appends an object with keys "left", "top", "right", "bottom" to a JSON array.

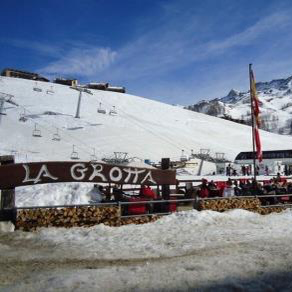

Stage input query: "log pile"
[
  {"left": 199, "top": 197, "right": 261, "bottom": 212},
  {"left": 16, "top": 206, "right": 121, "bottom": 231},
  {"left": 15, "top": 198, "right": 288, "bottom": 232},
  {"left": 199, "top": 197, "right": 286, "bottom": 215},
  {"left": 121, "top": 215, "right": 160, "bottom": 226},
  {"left": 252, "top": 206, "right": 286, "bottom": 215}
]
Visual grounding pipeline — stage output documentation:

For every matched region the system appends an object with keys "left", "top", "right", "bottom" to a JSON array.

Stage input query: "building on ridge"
[
  {"left": 54, "top": 78, "right": 78, "bottom": 87},
  {"left": 1, "top": 68, "right": 49, "bottom": 82}
]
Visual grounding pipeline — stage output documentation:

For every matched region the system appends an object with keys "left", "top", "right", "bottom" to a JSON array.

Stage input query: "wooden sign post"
[
  {"left": 0, "top": 155, "right": 16, "bottom": 222},
  {"left": 0, "top": 156, "right": 177, "bottom": 223}
]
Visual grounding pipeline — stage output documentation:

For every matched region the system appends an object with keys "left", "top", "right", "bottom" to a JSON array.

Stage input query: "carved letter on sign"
[
  {"left": 22, "top": 164, "right": 58, "bottom": 184},
  {"left": 70, "top": 163, "right": 88, "bottom": 180},
  {"left": 89, "top": 164, "right": 106, "bottom": 182},
  {"left": 109, "top": 167, "right": 123, "bottom": 182}
]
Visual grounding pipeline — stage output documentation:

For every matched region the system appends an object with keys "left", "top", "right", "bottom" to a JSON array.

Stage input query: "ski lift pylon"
[
  {"left": 32, "top": 123, "right": 42, "bottom": 137},
  {"left": 97, "top": 102, "right": 106, "bottom": 114},
  {"left": 70, "top": 145, "right": 79, "bottom": 160}
]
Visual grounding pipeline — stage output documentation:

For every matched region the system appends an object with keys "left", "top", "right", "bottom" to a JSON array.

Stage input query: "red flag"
[
  {"left": 254, "top": 127, "right": 262, "bottom": 162},
  {"left": 250, "top": 67, "right": 262, "bottom": 162}
]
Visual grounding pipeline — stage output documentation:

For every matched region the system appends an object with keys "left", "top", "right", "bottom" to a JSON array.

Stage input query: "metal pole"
[
  {"left": 0, "top": 98, "right": 5, "bottom": 124},
  {"left": 75, "top": 91, "right": 82, "bottom": 118},
  {"left": 249, "top": 64, "right": 257, "bottom": 181}
]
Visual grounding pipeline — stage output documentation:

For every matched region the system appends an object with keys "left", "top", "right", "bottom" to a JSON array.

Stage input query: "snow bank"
[
  {"left": 2, "top": 209, "right": 292, "bottom": 262},
  {"left": 0, "top": 221, "right": 15, "bottom": 232},
  {"left": 2, "top": 209, "right": 292, "bottom": 290}
]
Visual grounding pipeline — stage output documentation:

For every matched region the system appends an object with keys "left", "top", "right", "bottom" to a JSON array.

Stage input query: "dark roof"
[
  {"left": 235, "top": 150, "right": 292, "bottom": 160},
  {"left": 1, "top": 68, "right": 38, "bottom": 76}
]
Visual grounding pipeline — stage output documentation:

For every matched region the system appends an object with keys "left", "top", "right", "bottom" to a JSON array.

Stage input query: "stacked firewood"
[
  {"left": 199, "top": 198, "right": 287, "bottom": 215},
  {"left": 199, "top": 197, "right": 261, "bottom": 212},
  {"left": 252, "top": 206, "right": 286, "bottom": 215},
  {"left": 16, "top": 206, "right": 121, "bottom": 231},
  {"left": 121, "top": 215, "right": 160, "bottom": 226}
]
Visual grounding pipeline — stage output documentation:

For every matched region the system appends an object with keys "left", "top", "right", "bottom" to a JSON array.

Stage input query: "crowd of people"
[
  {"left": 197, "top": 174, "right": 292, "bottom": 204},
  {"left": 87, "top": 183, "right": 158, "bottom": 203},
  {"left": 86, "top": 173, "right": 292, "bottom": 210},
  {"left": 226, "top": 164, "right": 292, "bottom": 177}
]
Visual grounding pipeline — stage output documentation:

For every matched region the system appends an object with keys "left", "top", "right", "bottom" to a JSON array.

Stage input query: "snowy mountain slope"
[
  {"left": 2, "top": 76, "right": 292, "bottom": 206},
  {"left": 188, "top": 75, "right": 292, "bottom": 135},
  {"left": 1, "top": 76, "right": 292, "bottom": 164}
]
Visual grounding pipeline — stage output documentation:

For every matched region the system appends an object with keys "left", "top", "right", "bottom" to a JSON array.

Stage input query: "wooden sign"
[{"left": 0, "top": 161, "right": 176, "bottom": 189}]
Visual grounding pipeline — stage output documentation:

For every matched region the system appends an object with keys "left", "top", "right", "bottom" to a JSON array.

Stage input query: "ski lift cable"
[
  {"left": 16, "top": 91, "right": 191, "bottom": 160},
  {"left": 88, "top": 90, "right": 192, "bottom": 152},
  {"left": 15, "top": 103, "right": 96, "bottom": 156},
  {"left": 89, "top": 91, "right": 183, "bottom": 149}
]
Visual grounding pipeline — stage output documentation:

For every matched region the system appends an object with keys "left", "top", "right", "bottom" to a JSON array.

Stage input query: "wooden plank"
[
  {"left": 161, "top": 158, "right": 170, "bottom": 200},
  {"left": 0, "top": 161, "right": 176, "bottom": 188},
  {"left": 0, "top": 209, "right": 16, "bottom": 222}
]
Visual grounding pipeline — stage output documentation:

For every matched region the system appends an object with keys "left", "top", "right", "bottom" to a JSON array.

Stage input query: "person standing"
[
  {"left": 88, "top": 184, "right": 104, "bottom": 203},
  {"left": 223, "top": 180, "right": 234, "bottom": 197}
]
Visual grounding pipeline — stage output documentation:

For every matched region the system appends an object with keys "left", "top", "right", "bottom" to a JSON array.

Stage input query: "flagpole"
[{"left": 249, "top": 63, "right": 257, "bottom": 181}]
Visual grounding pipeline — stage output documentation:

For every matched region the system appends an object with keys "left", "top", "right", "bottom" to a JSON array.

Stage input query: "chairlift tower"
[
  {"left": 215, "top": 152, "right": 225, "bottom": 161},
  {"left": 199, "top": 148, "right": 210, "bottom": 159},
  {"left": 0, "top": 92, "right": 15, "bottom": 124},
  {"left": 0, "top": 98, "right": 5, "bottom": 124},
  {"left": 70, "top": 86, "right": 93, "bottom": 118}
]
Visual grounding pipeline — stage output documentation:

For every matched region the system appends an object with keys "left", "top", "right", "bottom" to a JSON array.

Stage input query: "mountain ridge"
[{"left": 187, "top": 74, "right": 292, "bottom": 135}]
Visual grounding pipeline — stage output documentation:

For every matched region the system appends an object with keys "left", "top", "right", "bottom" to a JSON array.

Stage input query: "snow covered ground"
[
  {"left": 1, "top": 76, "right": 292, "bottom": 164},
  {"left": 1, "top": 209, "right": 292, "bottom": 290},
  {"left": 2, "top": 76, "right": 292, "bottom": 206},
  {"left": 2, "top": 77, "right": 292, "bottom": 290}
]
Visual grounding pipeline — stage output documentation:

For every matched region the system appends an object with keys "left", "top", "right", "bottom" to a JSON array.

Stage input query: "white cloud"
[
  {"left": 0, "top": 38, "right": 62, "bottom": 58},
  {"left": 99, "top": 9, "right": 292, "bottom": 84},
  {"left": 39, "top": 47, "right": 117, "bottom": 78},
  {"left": 205, "top": 10, "right": 291, "bottom": 53}
]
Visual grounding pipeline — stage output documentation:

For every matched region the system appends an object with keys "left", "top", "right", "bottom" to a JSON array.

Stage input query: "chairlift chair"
[
  {"left": 33, "top": 81, "right": 42, "bottom": 92},
  {"left": 190, "top": 149, "right": 195, "bottom": 158},
  {"left": 109, "top": 106, "right": 117, "bottom": 115},
  {"left": 32, "top": 124, "right": 42, "bottom": 137},
  {"left": 200, "top": 149, "right": 210, "bottom": 156},
  {"left": 215, "top": 152, "right": 225, "bottom": 160},
  {"left": 90, "top": 148, "right": 98, "bottom": 162},
  {"left": 19, "top": 109, "right": 28, "bottom": 122},
  {"left": 97, "top": 102, "right": 106, "bottom": 114},
  {"left": 180, "top": 149, "right": 188, "bottom": 162},
  {"left": 52, "top": 128, "right": 61, "bottom": 141},
  {"left": 46, "top": 86, "right": 54, "bottom": 95},
  {"left": 70, "top": 145, "right": 79, "bottom": 160}
]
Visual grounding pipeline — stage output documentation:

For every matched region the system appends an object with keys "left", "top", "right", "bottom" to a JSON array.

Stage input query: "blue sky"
[{"left": 1, "top": 0, "right": 292, "bottom": 105}]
